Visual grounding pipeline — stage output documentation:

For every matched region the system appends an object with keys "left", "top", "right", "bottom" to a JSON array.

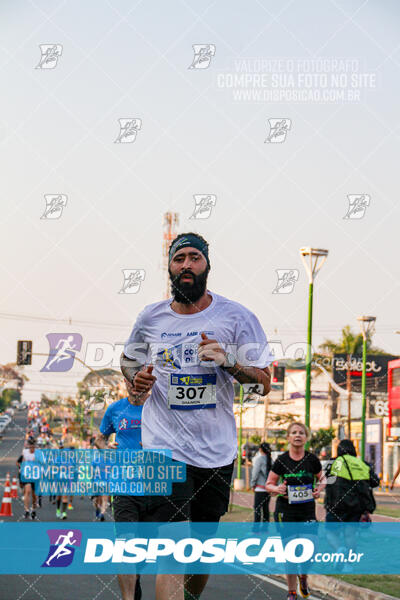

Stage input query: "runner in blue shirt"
[
  {"left": 99, "top": 389, "right": 143, "bottom": 450},
  {"left": 94, "top": 378, "right": 147, "bottom": 600}
]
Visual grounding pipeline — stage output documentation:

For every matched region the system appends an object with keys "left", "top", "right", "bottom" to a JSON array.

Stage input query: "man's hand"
[
  {"left": 312, "top": 488, "right": 321, "bottom": 499},
  {"left": 198, "top": 332, "right": 227, "bottom": 366},
  {"left": 107, "top": 441, "right": 118, "bottom": 449},
  {"left": 133, "top": 365, "right": 157, "bottom": 394}
]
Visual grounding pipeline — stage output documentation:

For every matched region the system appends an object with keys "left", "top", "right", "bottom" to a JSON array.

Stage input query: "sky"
[{"left": 1, "top": 0, "right": 399, "bottom": 399}]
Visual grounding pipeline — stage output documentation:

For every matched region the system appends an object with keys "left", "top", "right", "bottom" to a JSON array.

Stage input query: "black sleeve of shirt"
[
  {"left": 17, "top": 455, "right": 23, "bottom": 464},
  {"left": 311, "top": 454, "right": 322, "bottom": 474},
  {"left": 271, "top": 456, "right": 285, "bottom": 476}
]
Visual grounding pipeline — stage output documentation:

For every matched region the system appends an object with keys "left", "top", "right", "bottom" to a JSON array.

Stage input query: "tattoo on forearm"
[
  {"left": 120, "top": 353, "right": 141, "bottom": 383},
  {"left": 227, "top": 364, "right": 270, "bottom": 389}
]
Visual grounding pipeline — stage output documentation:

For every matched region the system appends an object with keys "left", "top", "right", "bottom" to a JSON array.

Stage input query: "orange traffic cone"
[
  {"left": 10, "top": 477, "right": 18, "bottom": 499},
  {"left": 0, "top": 479, "right": 13, "bottom": 517}
]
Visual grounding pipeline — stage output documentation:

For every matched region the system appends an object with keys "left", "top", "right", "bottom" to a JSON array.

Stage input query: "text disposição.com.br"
[
  {"left": 83, "top": 537, "right": 364, "bottom": 565},
  {"left": 312, "top": 549, "right": 364, "bottom": 564}
]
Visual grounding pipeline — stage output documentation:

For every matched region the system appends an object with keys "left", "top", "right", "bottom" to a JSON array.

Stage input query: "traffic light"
[
  {"left": 271, "top": 361, "right": 285, "bottom": 384},
  {"left": 17, "top": 340, "right": 32, "bottom": 365}
]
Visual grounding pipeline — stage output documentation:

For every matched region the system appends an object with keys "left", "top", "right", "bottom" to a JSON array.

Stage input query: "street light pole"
[
  {"left": 300, "top": 247, "right": 328, "bottom": 430},
  {"left": 357, "top": 315, "right": 376, "bottom": 460},
  {"left": 305, "top": 281, "right": 313, "bottom": 429}
]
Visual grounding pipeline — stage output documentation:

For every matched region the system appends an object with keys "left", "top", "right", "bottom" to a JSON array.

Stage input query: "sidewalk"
[
  {"left": 229, "top": 489, "right": 400, "bottom": 598},
  {"left": 230, "top": 489, "right": 400, "bottom": 521}
]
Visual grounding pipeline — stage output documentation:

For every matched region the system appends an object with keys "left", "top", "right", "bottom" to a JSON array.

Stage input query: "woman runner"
[{"left": 266, "top": 422, "right": 325, "bottom": 600}]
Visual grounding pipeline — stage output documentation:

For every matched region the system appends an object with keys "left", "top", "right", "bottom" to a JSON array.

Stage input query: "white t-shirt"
[
  {"left": 124, "top": 291, "right": 273, "bottom": 468},
  {"left": 22, "top": 448, "right": 36, "bottom": 461}
]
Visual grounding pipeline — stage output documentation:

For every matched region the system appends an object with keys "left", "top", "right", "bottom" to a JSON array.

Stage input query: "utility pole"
[
  {"left": 162, "top": 212, "right": 179, "bottom": 299},
  {"left": 346, "top": 353, "right": 352, "bottom": 437},
  {"left": 357, "top": 316, "right": 376, "bottom": 460},
  {"left": 299, "top": 247, "right": 328, "bottom": 429}
]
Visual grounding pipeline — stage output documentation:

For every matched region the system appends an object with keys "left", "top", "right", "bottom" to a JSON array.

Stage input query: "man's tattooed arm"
[
  {"left": 120, "top": 352, "right": 141, "bottom": 384},
  {"left": 223, "top": 363, "right": 271, "bottom": 395}
]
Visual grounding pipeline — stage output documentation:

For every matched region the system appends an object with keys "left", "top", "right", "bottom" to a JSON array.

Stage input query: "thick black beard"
[{"left": 169, "top": 267, "right": 209, "bottom": 304}]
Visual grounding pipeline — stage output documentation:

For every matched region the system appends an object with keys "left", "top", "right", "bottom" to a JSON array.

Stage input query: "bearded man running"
[{"left": 121, "top": 232, "right": 272, "bottom": 600}]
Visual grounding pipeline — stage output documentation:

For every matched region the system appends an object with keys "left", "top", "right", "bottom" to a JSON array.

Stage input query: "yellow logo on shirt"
[{"left": 162, "top": 349, "right": 176, "bottom": 369}]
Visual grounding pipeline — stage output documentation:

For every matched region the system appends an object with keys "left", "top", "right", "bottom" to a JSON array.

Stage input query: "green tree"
[
  {"left": 267, "top": 412, "right": 298, "bottom": 450},
  {"left": 249, "top": 434, "right": 261, "bottom": 445},
  {"left": 0, "top": 388, "right": 20, "bottom": 411},
  {"left": 319, "top": 325, "right": 389, "bottom": 357},
  {"left": 310, "top": 427, "right": 335, "bottom": 456}
]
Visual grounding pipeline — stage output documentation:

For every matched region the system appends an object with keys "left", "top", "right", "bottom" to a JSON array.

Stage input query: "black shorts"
[
  {"left": 112, "top": 495, "right": 156, "bottom": 522},
  {"left": 113, "top": 461, "right": 234, "bottom": 523},
  {"left": 21, "top": 480, "right": 35, "bottom": 493}
]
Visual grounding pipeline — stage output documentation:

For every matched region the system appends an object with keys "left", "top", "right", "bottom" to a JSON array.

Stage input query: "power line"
[
  {"left": 0, "top": 311, "right": 129, "bottom": 329},
  {"left": 0, "top": 311, "right": 398, "bottom": 336}
]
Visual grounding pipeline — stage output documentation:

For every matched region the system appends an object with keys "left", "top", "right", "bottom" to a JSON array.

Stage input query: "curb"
[
  {"left": 309, "top": 574, "right": 399, "bottom": 600},
  {"left": 276, "top": 574, "right": 399, "bottom": 600}
]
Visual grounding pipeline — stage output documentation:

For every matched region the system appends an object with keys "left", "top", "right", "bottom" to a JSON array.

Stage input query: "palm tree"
[{"left": 319, "top": 325, "right": 364, "bottom": 356}]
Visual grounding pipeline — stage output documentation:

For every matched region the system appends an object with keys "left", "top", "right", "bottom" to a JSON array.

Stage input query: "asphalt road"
[{"left": 0, "top": 413, "right": 327, "bottom": 599}]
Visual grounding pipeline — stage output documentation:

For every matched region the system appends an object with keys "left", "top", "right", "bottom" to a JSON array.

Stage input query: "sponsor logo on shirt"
[
  {"left": 118, "top": 418, "right": 141, "bottom": 431},
  {"left": 161, "top": 332, "right": 182, "bottom": 339},
  {"left": 159, "top": 347, "right": 181, "bottom": 370},
  {"left": 186, "top": 330, "right": 214, "bottom": 337},
  {"left": 183, "top": 343, "right": 198, "bottom": 364}
]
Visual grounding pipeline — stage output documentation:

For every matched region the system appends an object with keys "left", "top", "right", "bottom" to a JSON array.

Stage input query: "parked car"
[{"left": 0, "top": 416, "right": 11, "bottom": 434}]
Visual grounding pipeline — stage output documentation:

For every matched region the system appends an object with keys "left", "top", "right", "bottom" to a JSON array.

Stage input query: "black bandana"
[{"left": 168, "top": 234, "right": 210, "bottom": 267}]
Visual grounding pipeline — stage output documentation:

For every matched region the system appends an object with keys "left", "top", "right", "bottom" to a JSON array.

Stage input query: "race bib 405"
[{"left": 287, "top": 484, "right": 313, "bottom": 504}]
